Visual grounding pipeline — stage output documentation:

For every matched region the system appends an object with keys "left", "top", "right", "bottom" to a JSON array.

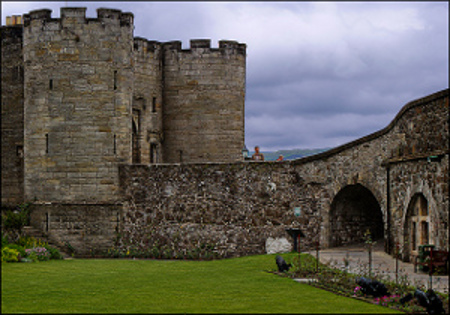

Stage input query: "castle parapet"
[
  {"left": 190, "top": 39, "right": 211, "bottom": 49},
  {"left": 162, "top": 39, "right": 246, "bottom": 55},
  {"left": 23, "top": 7, "right": 133, "bottom": 28},
  {"left": 163, "top": 41, "right": 182, "bottom": 51},
  {"left": 134, "top": 37, "right": 161, "bottom": 53},
  {"left": 219, "top": 40, "right": 246, "bottom": 56},
  {"left": 23, "top": 9, "right": 51, "bottom": 26},
  {"left": 97, "top": 8, "right": 133, "bottom": 26}
]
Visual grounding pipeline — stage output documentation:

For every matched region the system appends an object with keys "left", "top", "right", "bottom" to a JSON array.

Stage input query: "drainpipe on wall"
[{"left": 386, "top": 165, "right": 391, "bottom": 254}]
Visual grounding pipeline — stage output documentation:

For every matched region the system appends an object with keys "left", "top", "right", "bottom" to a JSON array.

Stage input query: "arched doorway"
[
  {"left": 403, "top": 193, "right": 429, "bottom": 262},
  {"left": 329, "top": 184, "right": 384, "bottom": 247}
]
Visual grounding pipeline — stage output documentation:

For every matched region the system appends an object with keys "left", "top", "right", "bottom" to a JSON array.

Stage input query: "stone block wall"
[
  {"left": 133, "top": 38, "right": 163, "bottom": 164},
  {"left": 162, "top": 40, "right": 246, "bottom": 163},
  {"left": 1, "top": 26, "right": 24, "bottom": 206},
  {"left": 30, "top": 203, "right": 121, "bottom": 255},
  {"left": 22, "top": 8, "right": 134, "bottom": 203}
]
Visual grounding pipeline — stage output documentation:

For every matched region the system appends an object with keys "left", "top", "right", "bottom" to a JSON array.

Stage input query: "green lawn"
[{"left": 1, "top": 254, "right": 401, "bottom": 313}]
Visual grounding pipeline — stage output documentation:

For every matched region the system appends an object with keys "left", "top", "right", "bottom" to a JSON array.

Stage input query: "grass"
[{"left": 1, "top": 253, "right": 401, "bottom": 314}]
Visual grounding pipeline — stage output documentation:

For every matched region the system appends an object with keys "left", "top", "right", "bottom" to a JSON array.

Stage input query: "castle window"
[
  {"left": 45, "top": 134, "right": 49, "bottom": 154},
  {"left": 150, "top": 143, "right": 157, "bottom": 164},
  {"left": 152, "top": 97, "right": 157, "bottom": 113},
  {"left": 113, "top": 134, "right": 117, "bottom": 155},
  {"left": 49, "top": 79, "right": 53, "bottom": 90},
  {"left": 179, "top": 150, "right": 183, "bottom": 163},
  {"left": 16, "top": 145, "right": 23, "bottom": 158},
  {"left": 113, "top": 71, "right": 117, "bottom": 90}
]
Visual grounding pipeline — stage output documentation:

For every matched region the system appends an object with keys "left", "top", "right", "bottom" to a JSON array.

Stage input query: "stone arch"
[
  {"left": 403, "top": 193, "right": 430, "bottom": 262},
  {"left": 329, "top": 184, "right": 384, "bottom": 247}
]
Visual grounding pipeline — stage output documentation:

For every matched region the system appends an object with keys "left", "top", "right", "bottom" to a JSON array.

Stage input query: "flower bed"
[{"left": 275, "top": 253, "right": 449, "bottom": 314}]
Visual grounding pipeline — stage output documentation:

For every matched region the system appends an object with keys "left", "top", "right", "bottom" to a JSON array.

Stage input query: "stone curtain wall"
[
  {"left": 116, "top": 90, "right": 448, "bottom": 258},
  {"left": 1, "top": 26, "right": 24, "bottom": 206},
  {"left": 118, "top": 162, "right": 324, "bottom": 258},
  {"left": 389, "top": 156, "right": 449, "bottom": 261}
]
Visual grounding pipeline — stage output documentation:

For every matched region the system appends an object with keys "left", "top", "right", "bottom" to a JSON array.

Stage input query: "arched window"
[{"left": 404, "top": 194, "right": 430, "bottom": 261}]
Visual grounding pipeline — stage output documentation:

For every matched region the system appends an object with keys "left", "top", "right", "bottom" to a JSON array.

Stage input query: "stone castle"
[
  {"left": 1, "top": 7, "right": 448, "bottom": 261},
  {"left": 1, "top": 7, "right": 246, "bottom": 206}
]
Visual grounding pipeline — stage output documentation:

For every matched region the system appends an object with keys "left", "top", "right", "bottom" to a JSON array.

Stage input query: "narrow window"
[
  {"left": 179, "top": 150, "right": 183, "bottom": 163},
  {"left": 113, "top": 134, "right": 117, "bottom": 155},
  {"left": 150, "top": 143, "right": 157, "bottom": 164},
  {"left": 49, "top": 79, "right": 53, "bottom": 90},
  {"left": 411, "top": 222, "right": 416, "bottom": 251},
  {"left": 45, "top": 134, "right": 49, "bottom": 154},
  {"left": 16, "top": 145, "right": 23, "bottom": 158},
  {"left": 45, "top": 213, "right": 49, "bottom": 232},
  {"left": 152, "top": 97, "right": 157, "bottom": 113},
  {"left": 113, "top": 70, "right": 117, "bottom": 90}
]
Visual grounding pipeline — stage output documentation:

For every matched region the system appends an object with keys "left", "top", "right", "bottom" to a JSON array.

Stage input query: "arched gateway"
[{"left": 329, "top": 184, "right": 384, "bottom": 247}]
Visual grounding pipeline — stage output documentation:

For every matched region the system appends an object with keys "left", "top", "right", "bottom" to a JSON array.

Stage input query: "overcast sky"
[{"left": 2, "top": 1, "right": 448, "bottom": 151}]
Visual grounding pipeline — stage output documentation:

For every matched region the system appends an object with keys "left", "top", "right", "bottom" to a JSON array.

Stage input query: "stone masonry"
[
  {"left": 1, "top": 7, "right": 448, "bottom": 260},
  {"left": 116, "top": 89, "right": 448, "bottom": 259},
  {"left": 1, "top": 7, "right": 246, "bottom": 206}
]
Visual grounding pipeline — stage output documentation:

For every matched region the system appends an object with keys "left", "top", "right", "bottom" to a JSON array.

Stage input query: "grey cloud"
[{"left": 2, "top": 1, "right": 448, "bottom": 151}]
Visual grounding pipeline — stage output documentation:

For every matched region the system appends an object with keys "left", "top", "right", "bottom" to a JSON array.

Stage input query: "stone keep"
[{"left": 1, "top": 7, "right": 246, "bottom": 205}]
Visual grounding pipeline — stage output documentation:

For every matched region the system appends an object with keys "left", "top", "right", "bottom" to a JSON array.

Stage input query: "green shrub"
[
  {"left": 5, "top": 243, "right": 27, "bottom": 258},
  {"left": 44, "top": 245, "right": 63, "bottom": 260},
  {"left": 1, "top": 246, "right": 20, "bottom": 262},
  {"left": 17, "top": 235, "right": 48, "bottom": 249},
  {"left": 1, "top": 232, "right": 9, "bottom": 248},
  {"left": 1, "top": 203, "right": 31, "bottom": 231}
]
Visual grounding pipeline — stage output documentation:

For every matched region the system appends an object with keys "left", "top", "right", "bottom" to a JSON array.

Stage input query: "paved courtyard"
[{"left": 306, "top": 243, "right": 448, "bottom": 294}]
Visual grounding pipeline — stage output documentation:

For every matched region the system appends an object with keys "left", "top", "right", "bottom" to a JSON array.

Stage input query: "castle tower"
[
  {"left": 1, "top": 23, "right": 25, "bottom": 206},
  {"left": 162, "top": 39, "right": 246, "bottom": 163},
  {"left": 132, "top": 38, "right": 164, "bottom": 164},
  {"left": 22, "top": 8, "right": 134, "bottom": 203}
]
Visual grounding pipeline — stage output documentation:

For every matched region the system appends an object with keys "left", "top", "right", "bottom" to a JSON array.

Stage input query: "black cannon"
[
  {"left": 276, "top": 255, "right": 291, "bottom": 273},
  {"left": 413, "top": 289, "right": 444, "bottom": 315},
  {"left": 355, "top": 277, "right": 389, "bottom": 298}
]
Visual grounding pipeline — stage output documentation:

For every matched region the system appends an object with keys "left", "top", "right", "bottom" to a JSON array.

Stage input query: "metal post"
[
  {"left": 429, "top": 247, "right": 433, "bottom": 290},
  {"left": 298, "top": 234, "right": 301, "bottom": 271},
  {"left": 315, "top": 241, "right": 320, "bottom": 273},
  {"left": 395, "top": 243, "right": 399, "bottom": 285}
]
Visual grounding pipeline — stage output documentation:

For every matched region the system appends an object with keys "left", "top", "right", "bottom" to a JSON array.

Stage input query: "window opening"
[
  {"left": 113, "top": 70, "right": 117, "bottom": 90},
  {"left": 150, "top": 143, "right": 157, "bottom": 163},
  {"left": 49, "top": 79, "right": 53, "bottom": 90},
  {"left": 113, "top": 134, "right": 117, "bottom": 155},
  {"left": 16, "top": 145, "right": 23, "bottom": 158},
  {"left": 45, "top": 134, "right": 49, "bottom": 154},
  {"left": 152, "top": 97, "right": 156, "bottom": 113}
]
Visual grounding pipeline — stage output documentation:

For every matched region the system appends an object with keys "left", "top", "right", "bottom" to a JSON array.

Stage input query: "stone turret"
[
  {"left": 22, "top": 7, "right": 134, "bottom": 203},
  {"left": 162, "top": 39, "right": 246, "bottom": 163}
]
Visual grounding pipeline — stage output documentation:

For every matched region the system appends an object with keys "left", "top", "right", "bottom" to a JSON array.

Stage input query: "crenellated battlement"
[
  {"left": 134, "top": 37, "right": 161, "bottom": 53},
  {"left": 22, "top": 7, "right": 133, "bottom": 28},
  {"left": 162, "top": 39, "right": 246, "bottom": 56}
]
